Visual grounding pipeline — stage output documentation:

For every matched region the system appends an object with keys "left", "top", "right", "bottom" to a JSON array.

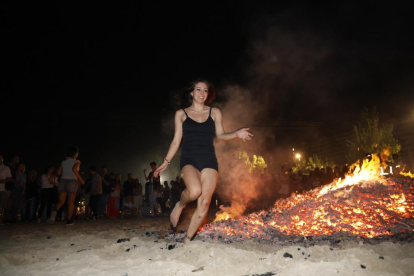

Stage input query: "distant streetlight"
[{"left": 295, "top": 153, "right": 301, "bottom": 161}]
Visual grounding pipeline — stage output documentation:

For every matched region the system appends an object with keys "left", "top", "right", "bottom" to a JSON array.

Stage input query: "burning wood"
[{"left": 198, "top": 154, "right": 414, "bottom": 243}]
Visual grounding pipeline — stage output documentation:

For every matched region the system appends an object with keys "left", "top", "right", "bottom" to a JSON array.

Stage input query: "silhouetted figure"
[
  {"left": 133, "top": 178, "right": 143, "bottom": 217},
  {"left": 38, "top": 166, "right": 58, "bottom": 222},
  {"left": 21, "top": 169, "right": 37, "bottom": 222},
  {"left": 11, "top": 162, "right": 26, "bottom": 222},
  {"left": 107, "top": 174, "right": 121, "bottom": 218},
  {"left": 87, "top": 166, "right": 102, "bottom": 220}
]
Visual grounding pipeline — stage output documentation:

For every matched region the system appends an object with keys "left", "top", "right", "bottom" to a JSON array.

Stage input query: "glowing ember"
[{"left": 200, "top": 154, "right": 414, "bottom": 241}]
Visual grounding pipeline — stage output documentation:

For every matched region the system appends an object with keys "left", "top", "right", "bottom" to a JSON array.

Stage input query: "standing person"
[
  {"left": 333, "top": 166, "right": 342, "bottom": 180},
  {"left": 47, "top": 146, "right": 85, "bottom": 226},
  {"left": 144, "top": 180, "right": 151, "bottom": 208},
  {"left": 277, "top": 166, "right": 290, "bottom": 199},
  {"left": 87, "top": 166, "right": 102, "bottom": 220},
  {"left": 83, "top": 173, "right": 92, "bottom": 217},
  {"left": 115, "top": 173, "right": 122, "bottom": 193},
  {"left": 170, "top": 180, "right": 180, "bottom": 212},
  {"left": 98, "top": 166, "right": 111, "bottom": 218},
  {"left": 38, "top": 166, "right": 58, "bottom": 222},
  {"left": 133, "top": 178, "right": 143, "bottom": 218},
  {"left": 311, "top": 170, "right": 321, "bottom": 189},
  {"left": 154, "top": 78, "right": 253, "bottom": 243},
  {"left": 161, "top": 181, "right": 171, "bottom": 215},
  {"left": 143, "top": 163, "right": 160, "bottom": 216},
  {"left": 3, "top": 155, "right": 19, "bottom": 222},
  {"left": 107, "top": 173, "right": 120, "bottom": 218},
  {"left": 325, "top": 166, "right": 334, "bottom": 184},
  {"left": 0, "top": 155, "right": 12, "bottom": 218},
  {"left": 11, "top": 162, "right": 26, "bottom": 222},
  {"left": 155, "top": 183, "right": 163, "bottom": 215},
  {"left": 21, "top": 169, "right": 38, "bottom": 222},
  {"left": 122, "top": 173, "right": 134, "bottom": 216}
]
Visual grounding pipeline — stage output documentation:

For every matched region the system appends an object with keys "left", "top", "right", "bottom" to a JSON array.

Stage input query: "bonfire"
[{"left": 198, "top": 153, "right": 414, "bottom": 243}]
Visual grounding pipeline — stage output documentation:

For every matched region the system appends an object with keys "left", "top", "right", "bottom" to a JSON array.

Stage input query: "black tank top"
[{"left": 182, "top": 107, "right": 216, "bottom": 155}]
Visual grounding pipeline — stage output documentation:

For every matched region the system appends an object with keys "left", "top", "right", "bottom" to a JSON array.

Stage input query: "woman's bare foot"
[
  {"left": 183, "top": 234, "right": 192, "bottom": 244},
  {"left": 170, "top": 201, "right": 184, "bottom": 227}
]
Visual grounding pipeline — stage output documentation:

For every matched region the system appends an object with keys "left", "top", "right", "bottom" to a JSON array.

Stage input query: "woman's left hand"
[
  {"left": 236, "top": 128, "right": 253, "bottom": 141},
  {"left": 154, "top": 160, "right": 168, "bottom": 177}
]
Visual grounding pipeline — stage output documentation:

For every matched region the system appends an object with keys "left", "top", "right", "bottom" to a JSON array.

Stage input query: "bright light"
[{"left": 295, "top": 153, "right": 301, "bottom": 159}]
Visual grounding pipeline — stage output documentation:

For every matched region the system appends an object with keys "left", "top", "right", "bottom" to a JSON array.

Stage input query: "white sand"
[{"left": 0, "top": 217, "right": 413, "bottom": 276}]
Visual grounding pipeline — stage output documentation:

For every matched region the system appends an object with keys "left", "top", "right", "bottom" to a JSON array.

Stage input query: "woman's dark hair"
[
  {"left": 183, "top": 78, "right": 216, "bottom": 107},
  {"left": 66, "top": 146, "right": 79, "bottom": 158}
]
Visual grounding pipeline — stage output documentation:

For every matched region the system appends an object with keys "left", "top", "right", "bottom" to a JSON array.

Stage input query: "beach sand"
[{"left": 1, "top": 209, "right": 413, "bottom": 276}]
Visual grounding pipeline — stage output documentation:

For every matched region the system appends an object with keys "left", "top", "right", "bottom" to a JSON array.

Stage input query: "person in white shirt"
[
  {"left": 0, "top": 155, "right": 12, "bottom": 216},
  {"left": 37, "top": 166, "right": 58, "bottom": 222}
]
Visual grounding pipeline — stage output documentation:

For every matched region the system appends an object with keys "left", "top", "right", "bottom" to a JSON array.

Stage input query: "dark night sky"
[{"left": 2, "top": 1, "right": 414, "bottom": 181}]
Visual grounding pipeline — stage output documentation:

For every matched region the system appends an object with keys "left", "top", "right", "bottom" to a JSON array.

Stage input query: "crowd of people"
[
  {"left": 274, "top": 165, "right": 350, "bottom": 198},
  {"left": 0, "top": 152, "right": 188, "bottom": 225},
  {"left": 0, "top": 150, "right": 379, "bottom": 225}
]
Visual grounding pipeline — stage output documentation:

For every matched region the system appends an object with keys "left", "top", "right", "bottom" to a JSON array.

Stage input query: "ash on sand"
[{"left": 0, "top": 192, "right": 413, "bottom": 276}]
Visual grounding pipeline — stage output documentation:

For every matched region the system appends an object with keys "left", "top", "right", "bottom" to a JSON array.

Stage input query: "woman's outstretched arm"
[
  {"left": 154, "top": 110, "right": 184, "bottom": 177},
  {"left": 213, "top": 107, "right": 253, "bottom": 141}
]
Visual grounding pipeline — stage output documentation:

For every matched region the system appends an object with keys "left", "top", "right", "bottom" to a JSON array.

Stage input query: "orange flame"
[
  {"left": 400, "top": 171, "right": 414, "bottom": 178},
  {"left": 319, "top": 153, "right": 384, "bottom": 196}
]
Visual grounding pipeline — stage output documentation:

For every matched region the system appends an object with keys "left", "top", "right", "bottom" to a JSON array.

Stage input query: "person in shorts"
[{"left": 47, "top": 146, "right": 85, "bottom": 225}]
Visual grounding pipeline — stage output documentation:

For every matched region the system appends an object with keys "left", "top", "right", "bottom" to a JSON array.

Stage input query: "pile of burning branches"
[
  {"left": 198, "top": 177, "right": 413, "bottom": 243},
  {"left": 196, "top": 154, "right": 414, "bottom": 243}
]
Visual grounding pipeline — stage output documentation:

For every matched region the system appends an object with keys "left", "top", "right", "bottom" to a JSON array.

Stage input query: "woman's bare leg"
[
  {"left": 47, "top": 192, "right": 66, "bottom": 223},
  {"left": 67, "top": 193, "right": 76, "bottom": 220},
  {"left": 185, "top": 168, "right": 218, "bottom": 242},
  {"left": 170, "top": 165, "right": 202, "bottom": 227},
  {"left": 55, "top": 192, "right": 67, "bottom": 211}
]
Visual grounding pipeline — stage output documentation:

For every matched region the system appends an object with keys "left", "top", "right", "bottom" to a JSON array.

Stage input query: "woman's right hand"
[
  {"left": 236, "top": 128, "right": 253, "bottom": 141},
  {"left": 153, "top": 160, "right": 168, "bottom": 177}
]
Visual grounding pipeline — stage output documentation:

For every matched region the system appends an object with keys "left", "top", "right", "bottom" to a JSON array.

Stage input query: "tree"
[
  {"left": 292, "top": 154, "right": 335, "bottom": 173},
  {"left": 347, "top": 108, "right": 401, "bottom": 163},
  {"left": 306, "top": 155, "right": 336, "bottom": 171},
  {"left": 236, "top": 151, "right": 267, "bottom": 174}
]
